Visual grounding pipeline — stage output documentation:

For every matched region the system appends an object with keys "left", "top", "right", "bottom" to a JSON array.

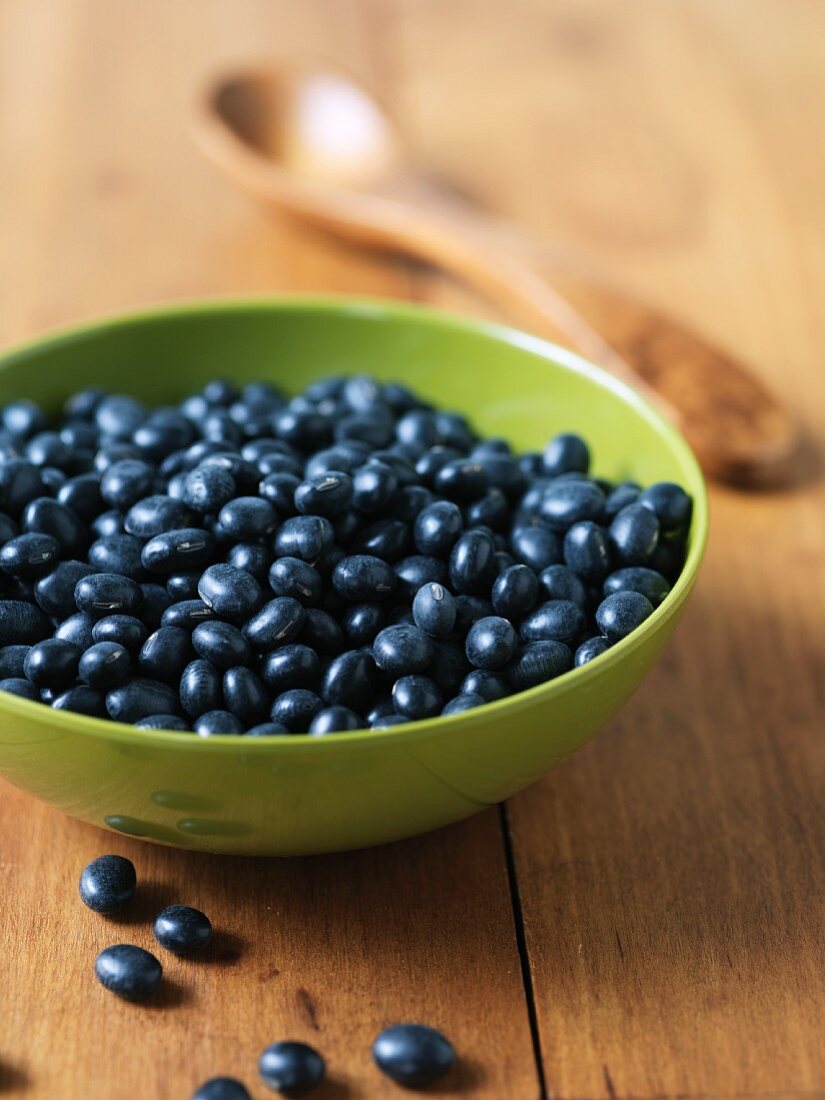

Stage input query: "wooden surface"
[{"left": 0, "top": 2, "right": 823, "bottom": 1098}]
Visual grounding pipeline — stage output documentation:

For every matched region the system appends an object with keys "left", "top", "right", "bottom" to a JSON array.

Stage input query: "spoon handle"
[{"left": 398, "top": 207, "right": 795, "bottom": 485}]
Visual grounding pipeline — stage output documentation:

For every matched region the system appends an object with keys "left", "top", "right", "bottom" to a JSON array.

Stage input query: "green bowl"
[{"left": 0, "top": 298, "right": 707, "bottom": 855}]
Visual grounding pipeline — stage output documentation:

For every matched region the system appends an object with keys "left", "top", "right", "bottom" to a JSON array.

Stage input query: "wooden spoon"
[{"left": 192, "top": 66, "right": 797, "bottom": 486}]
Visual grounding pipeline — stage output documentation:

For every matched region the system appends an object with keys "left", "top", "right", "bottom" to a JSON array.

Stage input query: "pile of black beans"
[
  {"left": 82, "top": 853, "right": 455, "bottom": 1096},
  {"left": 0, "top": 376, "right": 691, "bottom": 734}
]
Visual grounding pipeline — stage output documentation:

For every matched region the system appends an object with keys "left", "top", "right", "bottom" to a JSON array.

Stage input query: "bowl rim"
[{"left": 0, "top": 294, "right": 709, "bottom": 751}]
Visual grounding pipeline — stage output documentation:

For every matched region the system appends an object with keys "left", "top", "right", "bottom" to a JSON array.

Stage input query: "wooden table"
[{"left": 1, "top": 3, "right": 823, "bottom": 1097}]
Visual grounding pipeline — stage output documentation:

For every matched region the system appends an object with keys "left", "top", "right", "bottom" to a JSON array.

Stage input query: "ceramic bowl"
[{"left": 0, "top": 298, "right": 708, "bottom": 854}]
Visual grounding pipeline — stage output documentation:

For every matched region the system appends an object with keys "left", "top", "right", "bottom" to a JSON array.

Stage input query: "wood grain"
[{"left": 1, "top": 1, "right": 824, "bottom": 1099}]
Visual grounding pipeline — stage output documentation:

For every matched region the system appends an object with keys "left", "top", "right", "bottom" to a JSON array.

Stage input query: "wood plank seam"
[{"left": 501, "top": 802, "right": 549, "bottom": 1100}]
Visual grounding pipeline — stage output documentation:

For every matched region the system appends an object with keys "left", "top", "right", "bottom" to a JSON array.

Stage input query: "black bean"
[
  {"left": 137, "top": 710, "right": 190, "bottom": 730},
  {"left": 491, "top": 564, "right": 539, "bottom": 619},
  {"left": 95, "top": 395, "right": 145, "bottom": 439},
  {"left": 461, "top": 669, "right": 509, "bottom": 702},
  {"left": 433, "top": 457, "right": 488, "bottom": 501},
  {"left": 225, "top": 543, "right": 270, "bottom": 584},
  {"left": 57, "top": 474, "right": 104, "bottom": 521},
  {"left": 373, "top": 624, "right": 434, "bottom": 676},
  {"left": 595, "top": 591, "right": 654, "bottom": 642},
  {"left": 93, "top": 615, "right": 148, "bottom": 652},
  {"left": 259, "top": 472, "right": 300, "bottom": 514},
  {"left": 0, "top": 677, "right": 39, "bottom": 700},
  {"left": 153, "top": 904, "right": 212, "bottom": 955},
  {"left": 561, "top": 520, "right": 610, "bottom": 582},
  {"left": 575, "top": 636, "right": 610, "bottom": 666},
  {"left": 321, "top": 649, "right": 381, "bottom": 712},
  {"left": 394, "top": 555, "right": 449, "bottom": 599},
  {"left": 649, "top": 538, "right": 686, "bottom": 582},
  {"left": 392, "top": 674, "right": 443, "bottom": 719},
  {"left": 259, "top": 1042, "right": 325, "bottom": 1097},
  {"left": 637, "top": 481, "right": 692, "bottom": 532},
  {"left": 511, "top": 524, "right": 562, "bottom": 572},
  {"left": 604, "top": 566, "right": 671, "bottom": 606},
  {"left": 268, "top": 557, "right": 322, "bottom": 605},
  {"left": 309, "top": 705, "right": 362, "bottom": 735},
  {"left": 223, "top": 666, "right": 269, "bottom": 726},
  {"left": 448, "top": 528, "right": 496, "bottom": 594},
  {"left": 542, "top": 432, "right": 590, "bottom": 477},
  {"left": 139, "top": 626, "right": 194, "bottom": 684},
  {"left": 75, "top": 573, "right": 142, "bottom": 618},
  {"left": 538, "top": 564, "right": 588, "bottom": 609},
  {"left": 141, "top": 528, "right": 217, "bottom": 575},
  {"left": 342, "top": 602, "right": 385, "bottom": 646},
  {"left": 79, "top": 855, "right": 136, "bottom": 913},
  {"left": 192, "top": 621, "right": 251, "bottom": 669},
  {"left": 243, "top": 597, "right": 306, "bottom": 651},
  {"left": 442, "top": 691, "right": 486, "bottom": 714},
  {"left": 100, "top": 459, "right": 155, "bottom": 511},
  {"left": 454, "top": 594, "right": 494, "bottom": 633},
  {"left": 465, "top": 616, "right": 518, "bottom": 670},
  {"left": 414, "top": 500, "right": 463, "bottom": 556},
  {"left": 124, "top": 494, "right": 192, "bottom": 537},
  {"left": 2, "top": 400, "right": 46, "bottom": 440},
  {"left": 0, "top": 600, "right": 52, "bottom": 644},
  {"left": 195, "top": 709, "right": 244, "bottom": 735},
  {"left": 520, "top": 600, "right": 586, "bottom": 647},
  {"left": 270, "top": 688, "right": 323, "bottom": 732},
  {"left": 166, "top": 571, "right": 202, "bottom": 600},
  {"left": 79, "top": 642, "right": 131, "bottom": 690},
  {"left": 466, "top": 488, "right": 509, "bottom": 531},
  {"left": 92, "top": 510, "right": 125, "bottom": 538},
  {"left": 332, "top": 554, "right": 397, "bottom": 602},
  {"left": 0, "top": 533, "right": 61, "bottom": 577},
  {"left": 22, "top": 497, "right": 87, "bottom": 556},
  {"left": 55, "top": 612, "right": 96, "bottom": 650},
  {"left": 372, "top": 1023, "right": 454, "bottom": 1088},
  {"left": 605, "top": 481, "right": 640, "bottom": 518},
  {"left": 390, "top": 485, "right": 435, "bottom": 523},
  {"left": 180, "top": 659, "right": 224, "bottom": 719},
  {"left": 0, "top": 645, "right": 30, "bottom": 679},
  {"left": 52, "top": 685, "right": 107, "bottom": 716},
  {"left": 106, "top": 678, "right": 181, "bottom": 723},
  {"left": 351, "top": 518, "right": 410, "bottom": 562},
  {"left": 89, "top": 534, "right": 146, "bottom": 580},
  {"left": 412, "top": 582, "right": 456, "bottom": 637},
  {"left": 507, "top": 640, "right": 573, "bottom": 689},
  {"left": 273, "top": 515, "right": 334, "bottom": 564},
  {"left": 0, "top": 459, "right": 45, "bottom": 516},
  {"left": 297, "top": 608, "right": 345, "bottom": 655},
  {"left": 540, "top": 480, "right": 604, "bottom": 531},
  {"left": 198, "top": 564, "right": 261, "bottom": 620},
  {"left": 294, "top": 471, "right": 353, "bottom": 517},
  {"left": 246, "top": 722, "right": 289, "bottom": 737},
  {"left": 94, "top": 944, "right": 162, "bottom": 1000},
  {"left": 217, "top": 496, "right": 277, "bottom": 541},
  {"left": 181, "top": 464, "right": 236, "bottom": 514},
  {"left": 609, "top": 504, "right": 660, "bottom": 566},
  {"left": 352, "top": 461, "right": 397, "bottom": 514},
  {"left": 260, "top": 644, "right": 320, "bottom": 694}
]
